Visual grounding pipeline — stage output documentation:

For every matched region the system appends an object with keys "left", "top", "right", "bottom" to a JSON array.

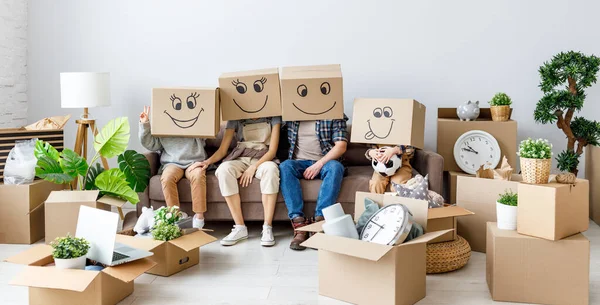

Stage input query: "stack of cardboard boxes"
[{"left": 486, "top": 179, "right": 590, "bottom": 305}]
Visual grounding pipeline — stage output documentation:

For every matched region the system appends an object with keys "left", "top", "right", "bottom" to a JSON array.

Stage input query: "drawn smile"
[
  {"left": 164, "top": 108, "right": 204, "bottom": 129},
  {"left": 233, "top": 96, "right": 268, "bottom": 113},
  {"left": 365, "top": 119, "right": 395, "bottom": 140},
  {"left": 292, "top": 101, "right": 337, "bottom": 115}
]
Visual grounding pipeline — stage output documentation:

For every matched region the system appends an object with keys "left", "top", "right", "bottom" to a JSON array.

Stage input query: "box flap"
[
  {"left": 428, "top": 206, "right": 474, "bottom": 220},
  {"left": 297, "top": 220, "right": 324, "bottom": 233},
  {"left": 438, "top": 108, "right": 498, "bottom": 120},
  {"left": 280, "top": 64, "right": 342, "bottom": 79},
  {"left": 102, "top": 258, "right": 157, "bottom": 283},
  {"left": 115, "top": 234, "right": 164, "bottom": 251},
  {"left": 402, "top": 229, "right": 455, "bottom": 246},
  {"left": 301, "top": 233, "right": 393, "bottom": 261},
  {"left": 97, "top": 195, "right": 127, "bottom": 208},
  {"left": 4, "top": 245, "right": 53, "bottom": 266},
  {"left": 45, "top": 190, "right": 99, "bottom": 204},
  {"left": 220, "top": 67, "right": 278, "bottom": 78},
  {"left": 10, "top": 266, "right": 99, "bottom": 292},
  {"left": 169, "top": 230, "right": 217, "bottom": 252}
]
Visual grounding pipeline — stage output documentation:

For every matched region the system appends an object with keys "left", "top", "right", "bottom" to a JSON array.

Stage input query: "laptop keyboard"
[{"left": 112, "top": 252, "right": 130, "bottom": 262}]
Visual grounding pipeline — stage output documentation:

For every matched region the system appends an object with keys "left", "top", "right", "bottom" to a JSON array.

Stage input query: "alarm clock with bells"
[
  {"left": 453, "top": 130, "right": 501, "bottom": 175},
  {"left": 360, "top": 204, "right": 414, "bottom": 245}
]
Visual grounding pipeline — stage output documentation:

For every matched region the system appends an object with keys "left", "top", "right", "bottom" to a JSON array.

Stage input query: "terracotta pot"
[
  {"left": 490, "top": 105, "right": 511, "bottom": 122},
  {"left": 520, "top": 157, "right": 551, "bottom": 184}
]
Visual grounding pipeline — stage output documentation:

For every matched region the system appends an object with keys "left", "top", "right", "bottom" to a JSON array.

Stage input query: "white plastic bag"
[{"left": 4, "top": 139, "right": 37, "bottom": 185}]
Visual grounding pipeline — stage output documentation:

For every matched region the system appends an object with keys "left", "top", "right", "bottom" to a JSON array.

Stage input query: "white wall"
[
  {"left": 27, "top": 0, "right": 600, "bottom": 174},
  {"left": 0, "top": 0, "right": 27, "bottom": 128}
]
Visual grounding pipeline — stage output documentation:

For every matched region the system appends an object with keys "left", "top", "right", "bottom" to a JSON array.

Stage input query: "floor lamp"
[{"left": 60, "top": 72, "right": 111, "bottom": 187}]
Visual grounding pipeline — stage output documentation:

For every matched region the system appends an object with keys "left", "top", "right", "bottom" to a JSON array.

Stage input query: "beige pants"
[
  {"left": 215, "top": 157, "right": 280, "bottom": 197},
  {"left": 369, "top": 154, "right": 413, "bottom": 194},
  {"left": 160, "top": 165, "right": 207, "bottom": 213}
]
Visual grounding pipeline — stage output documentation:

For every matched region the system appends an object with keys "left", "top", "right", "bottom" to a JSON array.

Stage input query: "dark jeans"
[{"left": 279, "top": 159, "right": 344, "bottom": 219}]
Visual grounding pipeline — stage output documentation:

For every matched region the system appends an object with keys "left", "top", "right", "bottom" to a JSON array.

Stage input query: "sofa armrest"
[
  {"left": 144, "top": 152, "right": 160, "bottom": 177},
  {"left": 411, "top": 149, "right": 444, "bottom": 196}
]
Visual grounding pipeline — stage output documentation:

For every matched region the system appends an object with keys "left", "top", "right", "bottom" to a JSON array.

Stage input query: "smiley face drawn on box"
[
  {"left": 219, "top": 68, "right": 282, "bottom": 121},
  {"left": 280, "top": 64, "right": 344, "bottom": 121},
  {"left": 151, "top": 87, "right": 219, "bottom": 138},
  {"left": 350, "top": 98, "right": 426, "bottom": 148}
]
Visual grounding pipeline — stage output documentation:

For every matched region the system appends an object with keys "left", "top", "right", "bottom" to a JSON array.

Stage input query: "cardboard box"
[
  {"left": 427, "top": 206, "right": 474, "bottom": 243},
  {"left": 116, "top": 230, "right": 216, "bottom": 277},
  {"left": 301, "top": 192, "right": 452, "bottom": 305},
  {"left": 219, "top": 68, "right": 282, "bottom": 121},
  {"left": 350, "top": 98, "right": 426, "bottom": 148},
  {"left": 456, "top": 175, "right": 521, "bottom": 252},
  {"left": 45, "top": 191, "right": 123, "bottom": 244},
  {"left": 445, "top": 171, "right": 472, "bottom": 204},
  {"left": 486, "top": 222, "right": 589, "bottom": 305},
  {"left": 517, "top": 179, "right": 589, "bottom": 241},
  {"left": 437, "top": 108, "right": 517, "bottom": 172},
  {"left": 586, "top": 144, "right": 600, "bottom": 225},
  {"left": 151, "top": 87, "right": 220, "bottom": 138},
  {"left": 0, "top": 180, "right": 64, "bottom": 244},
  {"left": 280, "top": 64, "right": 344, "bottom": 121},
  {"left": 5, "top": 244, "right": 156, "bottom": 305}
]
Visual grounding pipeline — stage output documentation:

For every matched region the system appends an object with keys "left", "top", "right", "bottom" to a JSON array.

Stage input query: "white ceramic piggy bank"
[{"left": 457, "top": 101, "right": 480, "bottom": 121}]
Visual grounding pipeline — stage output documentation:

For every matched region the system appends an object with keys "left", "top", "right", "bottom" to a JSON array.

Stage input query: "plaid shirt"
[{"left": 285, "top": 115, "right": 349, "bottom": 160}]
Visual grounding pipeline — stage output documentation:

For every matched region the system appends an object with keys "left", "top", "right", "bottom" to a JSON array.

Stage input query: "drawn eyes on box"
[
  {"left": 296, "top": 82, "right": 331, "bottom": 97},
  {"left": 169, "top": 92, "right": 199, "bottom": 110},
  {"left": 365, "top": 106, "right": 395, "bottom": 140},
  {"left": 373, "top": 107, "right": 393, "bottom": 118},
  {"left": 232, "top": 77, "right": 267, "bottom": 94}
]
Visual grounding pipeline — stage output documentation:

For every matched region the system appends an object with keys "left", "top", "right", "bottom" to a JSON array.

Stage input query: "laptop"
[{"left": 76, "top": 206, "right": 153, "bottom": 266}]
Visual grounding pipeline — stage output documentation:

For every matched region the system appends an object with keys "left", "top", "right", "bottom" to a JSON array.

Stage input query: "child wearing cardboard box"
[
  {"left": 139, "top": 106, "right": 207, "bottom": 229},
  {"left": 366, "top": 145, "right": 414, "bottom": 193}
]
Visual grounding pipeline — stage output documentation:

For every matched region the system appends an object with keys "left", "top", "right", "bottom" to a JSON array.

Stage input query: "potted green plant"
[
  {"left": 50, "top": 234, "right": 90, "bottom": 269},
  {"left": 34, "top": 117, "right": 150, "bottom": 203},
  {"left": 518, "top": 138, "right": 552, "bottom": 184},
  {"left": 489, "top": 92, "right": 512, "bottom": 122},
  {"left": 534, "top": 51, "right": 600, "bottom": 181},
  {"left": 496, "top": 190, "right": 518, "bottom": 230},
  {"left": 151, "top": 206, "right": 183, "bottom": 241}
]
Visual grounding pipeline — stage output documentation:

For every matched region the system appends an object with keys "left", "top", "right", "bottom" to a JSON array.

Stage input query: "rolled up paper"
[
  {"left": 322, "top": 203, "right": 345, "bottom": 221},
  {"left": 494, "top": 156, "right": 513, "bottom": 181},
  {"left": 322, "top": 214, "right": 359, "bottom": 239},
  {"left": 476, "top": 164, "right": 494, "bottom": 179}
]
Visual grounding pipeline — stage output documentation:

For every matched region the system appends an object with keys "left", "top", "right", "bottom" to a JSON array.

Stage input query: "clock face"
[
  {"left": 360, "top": 204, "right": 411, "bottom": 245},
  {"left": 453, "top": 130, "right": 501, "bottom": 175}
]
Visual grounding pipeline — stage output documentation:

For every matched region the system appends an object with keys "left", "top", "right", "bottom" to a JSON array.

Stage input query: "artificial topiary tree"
[{"left": 534, "top": 51, "right": 600, "bottom": 175}]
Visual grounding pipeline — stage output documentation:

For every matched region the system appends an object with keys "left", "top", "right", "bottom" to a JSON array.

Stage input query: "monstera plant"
[{"left": 35, "top": 117, "right": 150, "bottom": 204}]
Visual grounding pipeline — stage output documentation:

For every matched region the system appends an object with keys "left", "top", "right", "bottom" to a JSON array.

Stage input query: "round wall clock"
[
  {"left": 453, "top": 130, "right": 501, "bottom": 175},
  {"left": 360, "top": 204, "right": 414, "bottom": 246}
]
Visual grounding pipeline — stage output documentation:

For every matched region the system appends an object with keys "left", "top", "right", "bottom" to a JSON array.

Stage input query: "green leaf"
[
  {"left": 95, "top": 168, "right": 139, "bottom": 204},
  {"left": 118, "top": 150, "right": 151, "bottom": 193},
  {"left": 94, "top": 117, "right": 130, "bottom": 159},
  {"left": 34, "top": 140, "right": 60, "bottom": 161},
  {"left": 59, "top": 149, "right": 88, "bottom": 179},
  {"left": 84, "top": 163, "right": 105, "bottom": 190},
  {"left": 35, "top": 155, "right": 74, "bottom": 184}
]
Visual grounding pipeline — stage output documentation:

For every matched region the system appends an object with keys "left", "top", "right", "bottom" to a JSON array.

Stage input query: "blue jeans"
[{"left": 279, "top": 159, "right": 345, "bottom": 219}]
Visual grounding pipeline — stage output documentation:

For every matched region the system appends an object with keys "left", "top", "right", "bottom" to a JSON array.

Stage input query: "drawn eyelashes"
[
  {"left": 170, "top": 92, "right": 199, "bottom": 110},
  {"left": 232, "top": 77, "right": 267, "bottom": 94},
  {"left": 373, "top": 106, "right": 393, "bottom": 118},
  {"left": 296, "top": 82, "right": 331, "bottom": 97}
]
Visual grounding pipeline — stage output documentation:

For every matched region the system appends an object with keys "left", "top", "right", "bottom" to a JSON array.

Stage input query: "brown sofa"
[{"left": 123, "top": 125, "right": 444, "bottom": 229}]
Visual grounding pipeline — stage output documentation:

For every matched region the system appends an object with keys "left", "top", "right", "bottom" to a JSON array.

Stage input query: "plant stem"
[{"left": 81, "top": 152, "right": 101, "bottom": 190}]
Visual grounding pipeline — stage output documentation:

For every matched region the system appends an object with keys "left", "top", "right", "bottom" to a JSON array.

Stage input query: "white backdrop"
[{"left": 27, "top": 0, "right": 600, "bottom": 174}]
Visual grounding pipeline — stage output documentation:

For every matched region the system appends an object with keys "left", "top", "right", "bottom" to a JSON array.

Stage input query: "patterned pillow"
[{"left": 392, "top": 174, "right": 443, "bottom": 208}]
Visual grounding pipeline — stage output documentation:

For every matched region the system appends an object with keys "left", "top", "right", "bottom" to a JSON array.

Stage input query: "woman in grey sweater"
[{"left": 139, "top": 106, "right": 207, "bottom": 229}]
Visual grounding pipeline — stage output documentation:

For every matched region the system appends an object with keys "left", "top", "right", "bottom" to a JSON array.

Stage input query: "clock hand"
[
  {"left": 461, "top": 148, "right": 478, "bottom": 154},
  {"left": 467, "top": 145, "right": 479, "bottom": 154},
  {"left": 369, "top": 227, "right": 383, "bottom": 241},
  {"left": 371, "top": 221, "right": 384, "bottom": 229}
]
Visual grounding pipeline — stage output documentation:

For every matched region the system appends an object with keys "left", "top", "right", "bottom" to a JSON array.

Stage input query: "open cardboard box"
[
  {"left": 585, "top": 145, "right": 600, "bottom": 225},
  {"left": 45, "top": 191, "right": 126, "bottom": 245},
  {"left": 116, "top": 230, "right": 216, "bottom": 277},
  {"left": 456, "top": 174, "right": 522, "bottom": 252},
  {"left": 486, "top": 222, "right": 589, "bottom": 305},
  {"left": 517, "top": 178, "right": 589, "bottom": 241},
  {"left": 299, "top": 192, "right": 452, "bottom": 305},
  {"left": 0, "top": 180, "right": 64, "bottom": 244},
  {"left": 5, "top": 244, "right": 156, "bottom": 305}
]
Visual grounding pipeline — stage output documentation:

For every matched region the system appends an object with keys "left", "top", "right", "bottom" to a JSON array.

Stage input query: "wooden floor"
[{"left": 1, "top": 220, "right": 598, "bottom": 305}]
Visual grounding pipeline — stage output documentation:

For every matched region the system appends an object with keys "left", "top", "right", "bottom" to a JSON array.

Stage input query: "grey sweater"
[{"left": 139, "top": 122, "right": 207, "bottom": 172}]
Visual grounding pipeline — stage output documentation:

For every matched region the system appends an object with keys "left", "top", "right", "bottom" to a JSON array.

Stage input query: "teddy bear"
[{"left": 133, "top": 206, "right": 156, "bottom": 234}]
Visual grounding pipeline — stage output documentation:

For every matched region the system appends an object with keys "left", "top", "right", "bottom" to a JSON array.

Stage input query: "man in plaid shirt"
[{"left": 280, "top": 115, "right": 348, "bottom": 250}]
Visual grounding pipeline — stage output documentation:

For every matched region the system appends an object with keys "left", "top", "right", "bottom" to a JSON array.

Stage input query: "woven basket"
[
  {"left": 490, "top": 106, "right": 511, "bottom": 122},
  {"left": 426, "top": 235, "right": 471, "bottom": 274},
  {"left": 520, "top": 157, "right": 551, "bottom": 184}
]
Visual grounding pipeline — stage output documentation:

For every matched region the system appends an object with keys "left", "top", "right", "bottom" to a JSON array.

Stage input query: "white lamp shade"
[{"left": 60, "top": 72, "right": 111, "bottom": 108}]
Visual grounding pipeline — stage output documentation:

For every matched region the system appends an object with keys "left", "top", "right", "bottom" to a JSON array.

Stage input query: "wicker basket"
[
  {"left": 520, "top": 157, "right": 551, "bottom": 184},
  {"left": 426, "top": 235, "right": 471, "bottom": 274},
  {"left": 490, "top": 105, "right": 511, "bottom": 122}
]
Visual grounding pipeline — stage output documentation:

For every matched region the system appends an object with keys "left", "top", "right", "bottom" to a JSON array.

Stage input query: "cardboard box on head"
[
  {"left": 280, "top": 64, "right": 344, "bottom": 121},
  {"left": 350, "top": 98, "right": 426, "bottom": 148},
  {"left": 219, "top": 68, "right": 282, "bottom": 121},
  {"left": 151, "top": 87, "right": 219, "bottom": 138}
]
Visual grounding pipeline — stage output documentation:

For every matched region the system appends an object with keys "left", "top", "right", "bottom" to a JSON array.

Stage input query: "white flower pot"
[
  {"left": 496, "top": 201, "right": 518, "bottom": 230},
  {"left": 54, "top": 255, "right": 86, "bottom": 270}
]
